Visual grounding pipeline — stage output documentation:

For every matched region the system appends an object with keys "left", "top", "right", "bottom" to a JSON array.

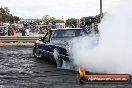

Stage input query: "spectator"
[
  {"left": 38, "top": 27, "right": 42, "bottom": 34},
  {"left": 52, "top": 21, "right": 56, "bottom": 29},
  {"left": 25, "top": 27, "right": 30, "bottom": 36},
  {"left": 44, "top": 20, "right": 48, "bottom": 25},
  {"left": 21, "top": 28, "right": 26, "bottom": 36},
  {"left": 11, "top": 27, "right": 15, "bottom": 36},
  {"left": 80, "top": 21, "right": 85, "bottom": 28},
  {"left": 8, "top": 28, "right": 12, "bottom": 36},
  {"left": 2, "top": 28, "right": 7, "bottom": 36},
  {"left": 0, "top": 29, "right": 2, "bottom": 36},
  {"left": 72, "top": 24, "right": 75, "bottom": 28}
]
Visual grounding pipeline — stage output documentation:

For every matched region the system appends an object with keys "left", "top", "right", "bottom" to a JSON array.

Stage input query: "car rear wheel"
[{"left": 57, "top": 55, "right": 63, "bottom": 68}]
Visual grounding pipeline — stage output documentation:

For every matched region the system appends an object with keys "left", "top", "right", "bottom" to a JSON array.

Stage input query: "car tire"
[
  {"left": 57, "top": 55, "right": 63, "bottom": 67},
  {"left": 79, "top": 76, "right": 85, "bottom": 84},
  {"left": 53, "top": 49, "right": 63, "bottom": 68},
  {"left": 33, "top": 47, "right": 42, "bottom": 59}
]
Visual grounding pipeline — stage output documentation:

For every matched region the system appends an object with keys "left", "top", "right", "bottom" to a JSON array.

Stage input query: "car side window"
[
  {"left": 42, "top": 36, "right": 48, "bottom": 43},
  {"left": 42, "top": 30, "right": 52, "bottom": 43},
  {"left": 42, "top": 32, "right": 49, "bottom": 43}
]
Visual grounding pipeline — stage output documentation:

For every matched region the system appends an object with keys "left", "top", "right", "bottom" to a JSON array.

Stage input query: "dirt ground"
[{"left": 0, "top": 46, "right": 131, "bottom": 88}]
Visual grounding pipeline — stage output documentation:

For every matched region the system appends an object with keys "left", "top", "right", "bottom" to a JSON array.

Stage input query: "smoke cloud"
[{"left": 71, "top": 0, "right": 132, "bottom": 74}]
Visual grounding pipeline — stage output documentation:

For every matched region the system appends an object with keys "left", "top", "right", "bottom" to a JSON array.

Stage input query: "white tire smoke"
[{"left": 71, "top": 0, "right": 132, "bottom": 74}]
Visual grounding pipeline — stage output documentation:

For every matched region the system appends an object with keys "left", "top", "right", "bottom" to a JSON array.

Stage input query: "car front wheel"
[
  {"left": 53, "top": 49, "right": 63, "bottom": 68},
  {"left": 33, "top": 47, "right": 42, "bottom": 59}
]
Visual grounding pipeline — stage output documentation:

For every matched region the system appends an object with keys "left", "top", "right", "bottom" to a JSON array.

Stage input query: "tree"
[
  {"left": 9, "top": 14, "right": 14, "bottom": 22},
  {"left": 47, "top": 16, "right": 64, "bottom": 23},
  {"left": 0, "top": 7, "right": 20, "bottom": 22},
  {"left": 0, "top": 7, "right": 5, "bottom": 15},
  {"left": 55, "top": 19, "right": 64, "bottom": 23},
  {"left": 49, "top": 17, "right": 57, "bottom": 21},
  {"left": 14, "top": 16, "right": 20, "bottom": 23},
  {"left": 65, "top": 18, "right": 77, "bottom": 27},
  {"left": 0, "top": 15, "right": 2, "bottom": 21},
  {"left": 3, "top": 7, "right": 10, "bottom": 15},
  {"left": 42, "top": 15, "right": 49, "bottom": 21},
  {"left": 0, "top": 7, "right": 10, "bottom": 15}
]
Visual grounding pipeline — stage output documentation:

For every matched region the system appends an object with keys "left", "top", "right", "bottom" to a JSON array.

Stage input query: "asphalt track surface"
[{"left": 0, "top": 46, "right": 131, "bottom": 88}]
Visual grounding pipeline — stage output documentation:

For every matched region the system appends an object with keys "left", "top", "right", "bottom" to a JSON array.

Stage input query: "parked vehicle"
[{"left": 33, "top": 28, "right": 89, "bottom": 70}]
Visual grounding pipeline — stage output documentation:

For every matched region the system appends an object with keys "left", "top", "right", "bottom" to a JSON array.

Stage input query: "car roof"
[{"left": 50, "top": 28, "right": 83, "bottom": 31}]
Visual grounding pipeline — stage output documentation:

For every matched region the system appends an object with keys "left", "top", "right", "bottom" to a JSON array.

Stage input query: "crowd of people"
[
  {"left": 0, "top": 18, "right": 99, "bottom": 36},
  {"left": 80, "top": 19, "right": 99, "bottom": 34},
  {"left": 19, "top": 27, "right": 30, "bottom": 36},
  {"left": 0, "top": 26, "right": 15, "bottom": 36},
  {"left": 0, "top": 26, "right": 31, "bottom": 36},
  {"left": 0, "top": 20, "right": 33, "bottom": 36}
]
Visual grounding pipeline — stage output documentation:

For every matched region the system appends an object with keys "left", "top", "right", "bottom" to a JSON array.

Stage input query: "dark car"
[{"left": 33, "top": 28, "right": 89, "bottom": 69}]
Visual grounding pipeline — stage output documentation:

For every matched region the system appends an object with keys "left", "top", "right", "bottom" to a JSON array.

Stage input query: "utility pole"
[{"left": 100, "top": 0, "right": 102, "bottom": 19}]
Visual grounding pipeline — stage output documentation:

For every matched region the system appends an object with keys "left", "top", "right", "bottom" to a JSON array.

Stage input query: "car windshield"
[{"left": 52, "top": 29, "right": 86, "bottom": 38}]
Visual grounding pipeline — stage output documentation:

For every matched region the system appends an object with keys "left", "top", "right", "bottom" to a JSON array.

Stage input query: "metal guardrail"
[{"left": 0, "top": 36, "right": 41, "bottom": 46}]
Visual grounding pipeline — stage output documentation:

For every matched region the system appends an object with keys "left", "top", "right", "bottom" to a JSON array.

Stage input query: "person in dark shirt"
[
  {"left": 2, "top": 28, "right": 6, "bottom": 36},
  {"left": 21, "top": 28, "right": 26, "bottom": 36},
  {"left": 8, "top": 28, "right": 11, "bottom": 36}
]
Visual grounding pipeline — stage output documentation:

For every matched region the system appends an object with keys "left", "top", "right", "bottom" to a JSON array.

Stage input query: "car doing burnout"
[{"left": 33, "top": 28, "right": 89, "bottom": 70}]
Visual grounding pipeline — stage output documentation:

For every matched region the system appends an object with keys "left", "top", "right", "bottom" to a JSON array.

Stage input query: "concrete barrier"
[{"left": 0, "top": 36, "right": 41, "bottom": 46}]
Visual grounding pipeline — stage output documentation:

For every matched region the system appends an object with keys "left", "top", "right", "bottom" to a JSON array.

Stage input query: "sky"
[{"left": 0, "top": 0, "right": 120, "bottom": 19}]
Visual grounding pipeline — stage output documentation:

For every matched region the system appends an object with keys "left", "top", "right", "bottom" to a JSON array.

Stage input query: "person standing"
[
  {"left": 21, "top": 28, "right": 26, "bottom": 36},
  {"left": 11, "top": 27, "right": 15, "bottom": 36},
  {"left": 25, "top": 27, "right": 30, "bottom": 36},
  {"left": 2, "top": 27, "right": 7, "bottom": 36},
  {"left": 8, "top": 27, "right": 12, "bottom": 36}
]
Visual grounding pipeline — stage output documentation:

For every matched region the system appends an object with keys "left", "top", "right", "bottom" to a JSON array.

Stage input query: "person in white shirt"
[{"left": 25, "top": 28, "right": 30, "bottom": 36}]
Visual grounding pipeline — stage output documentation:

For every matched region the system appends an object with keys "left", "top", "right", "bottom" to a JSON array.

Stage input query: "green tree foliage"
[
  {"left": 3, "top": 7, "right": 10, "bottom": 15},
  {"left": 14, "top": 16, "right": 20, "bottom": 23},
  {"left": 47, "top": 16, "right": 64, "bottom": 23},
  {"left": 55, "top": 19, "right": 64, "bottom": 23},
  {"left": 65, "top": 18, "right": 77, "bottom": 27},
  {"left": 80, "top": 16, "right": 97, "bottom": 24},
  {"left": 49, "top": 17, "right": 57, "bottom": 21},
  {"left": 0, "top": 7, "right": 20, "bottom": 23},
  {"left": 42, "top": 15, "right": 49, "bottom": 20},
  {"left": 95, "top": 14, "right": 101, "bottom": 23},
  {"left": 95, "top": 13, "right": 104, "bottom": 23},
  {"left": 0, "top": 7, "right": 5, "bottom": 15}
]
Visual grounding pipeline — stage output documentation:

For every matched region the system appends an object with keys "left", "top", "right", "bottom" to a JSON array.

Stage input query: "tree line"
[
  {"left": 0, "top": 7, "right": 20, "bottom": 23},
  {"left": 0, "top": 6, "right": 102, "bottom": 27},
  {"left": 65, "top": 14, "right": 101, "bottom": 28}
]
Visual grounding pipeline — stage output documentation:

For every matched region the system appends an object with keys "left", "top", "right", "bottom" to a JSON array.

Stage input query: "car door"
[{"left": 42, "top": 30, "right": 55, "bottom": 58}]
